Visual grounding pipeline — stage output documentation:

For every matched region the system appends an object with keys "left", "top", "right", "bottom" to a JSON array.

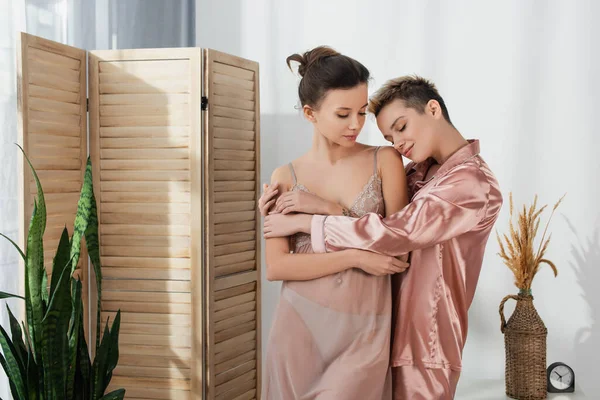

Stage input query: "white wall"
[{"left": 197, "top": 0, "right": 600, "bottom": 394}]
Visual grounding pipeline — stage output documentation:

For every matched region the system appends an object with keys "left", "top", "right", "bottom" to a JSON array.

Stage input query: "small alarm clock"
[{"left": 547, "top": 362, "right": 575, "bottom": 393}]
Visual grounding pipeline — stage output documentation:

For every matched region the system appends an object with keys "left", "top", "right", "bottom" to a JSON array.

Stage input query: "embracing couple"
[{"left": 259, "top": 46, "right": 503, "bottom": 400}]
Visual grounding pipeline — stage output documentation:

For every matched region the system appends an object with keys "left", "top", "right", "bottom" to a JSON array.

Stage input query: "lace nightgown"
[{"left": 263, "top": 147, "right": 392, "bottom": 400}]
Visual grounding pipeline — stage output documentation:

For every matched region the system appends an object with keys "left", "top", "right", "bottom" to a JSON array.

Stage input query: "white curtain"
[
  {"left": 0, "top": 0, "right": 27, "bottom": 397},
  {"left": 0, "top": 1, "right": 194, "bottom": 397}
]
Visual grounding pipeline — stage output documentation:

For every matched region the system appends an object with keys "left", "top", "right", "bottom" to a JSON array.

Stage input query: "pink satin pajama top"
[{"left": 310, "top": 140, "right": 503, "bottom": 371}]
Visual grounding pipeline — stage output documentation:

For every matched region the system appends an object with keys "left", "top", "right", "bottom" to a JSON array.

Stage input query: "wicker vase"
[{"left": 499, "top": 291, "right": 548, "bottom": 400}]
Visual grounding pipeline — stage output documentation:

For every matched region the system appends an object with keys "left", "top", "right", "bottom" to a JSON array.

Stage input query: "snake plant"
[{"left": 0, "top": 146, "right": 124, "bottom": 400}]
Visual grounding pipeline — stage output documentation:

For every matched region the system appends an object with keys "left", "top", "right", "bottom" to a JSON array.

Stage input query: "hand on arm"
[
  {"left": 378, "top": 147, "right": 410, "bottom": 264},
  {"left": 311, "top": 165, "right": 491, "bottom": 256},
  {"left": 264, "top": 163, "right": 409, "bottom": 281},
  {"left": 258, "top": 185, "right": 347, "bottom": 217}
]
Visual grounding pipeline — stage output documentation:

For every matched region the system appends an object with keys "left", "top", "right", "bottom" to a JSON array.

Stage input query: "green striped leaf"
[
  {"left": 0, "top": 233, "right": 25, "bottom": 262},
  {"left": 66, "top": 279, "right": 83, "bottom": 399},
  {"left": 42, "top": 265, "right": 71, "bottom": 400},
  {"left": 26, "top": 344, "right": 39, "bottom": 400},
  {"left": 0, "top": 291, "right": 24, "bottom": 300},
  {"left": 98, "top": 389, "right": 125, "bottom": 400},
  {"left": 40, "top": 270, "right": 48, "bottom": 311},
  {"left": 0, "top": 351, "right": 23, "bottom": 400},
  {"left": 74, "top": 316, "right": 91, "bottom": 400},
  {"left": 50, "top": 228, "right": 70, "bottom": 299},
  {"left": 6, "top": 305, "right": 27, "bottom": 374},
  {"left": 91, "top": 321, "right": 111, "bottom": 400},
  {"left": 70, "top": 158, "right": 94, "bottom": 277},
  {"left": 82, "top": 165, "right": 102, "bottom": 352},
  {"left": 19, "top": 146, "right": 47, "bottom": 376},
  {"left": 104, "top": 311, "right": 120, "bottom": 386},
  {"left": 25, "top": 200, "right": 44, "bottom": 364},
  {"left": 17, "top": 144, "right": 46, "bottom": 238},
  {"left": 0, "top": 324, "right": 27, "bottom": 400}
]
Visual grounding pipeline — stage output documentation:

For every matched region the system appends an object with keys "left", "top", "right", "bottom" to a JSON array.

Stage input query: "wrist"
[
  {"left": 296, "top": 214, "right": 312, "bottom": 234},
  {"left": 326, "top": 202, "right": 344, "bottom": 216},
  {"left": 347, "top": 249, "right": 363, "bottom": 266}
]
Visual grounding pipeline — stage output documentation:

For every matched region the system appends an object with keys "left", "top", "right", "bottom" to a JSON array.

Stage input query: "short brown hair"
[{"left": 368, "top": 75, "right": 452, "bottom": 123}]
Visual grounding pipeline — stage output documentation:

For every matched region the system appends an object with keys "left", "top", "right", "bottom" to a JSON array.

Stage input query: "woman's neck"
[
  {"left": 308, "top": 130, "right": 357, "bottom": 165},
  {"left": 432, "top": 125, "right": 468, "bottom": 165}
]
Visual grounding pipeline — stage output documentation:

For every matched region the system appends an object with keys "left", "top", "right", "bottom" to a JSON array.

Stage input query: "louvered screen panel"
[
  {"left": 204, "top": 49, "right": 261, "bottom": 400},
  {"left": 17, "top": 34, "right": 262, "bottom": 400},
  {"left": 89, "top": 48, "right": 203, "bottom": 399},
  {"left": 17, "top": 32, "right": 88, "bottom": 322}
]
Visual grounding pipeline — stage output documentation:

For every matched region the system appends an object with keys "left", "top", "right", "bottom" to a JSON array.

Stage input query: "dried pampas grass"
[{"left": 496, "top": 193, "right": 565, "bottom": 290}]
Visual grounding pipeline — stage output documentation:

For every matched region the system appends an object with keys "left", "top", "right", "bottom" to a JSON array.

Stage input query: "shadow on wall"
[{"left": 567, "top": 215, "right": 600, "bottom": 395}]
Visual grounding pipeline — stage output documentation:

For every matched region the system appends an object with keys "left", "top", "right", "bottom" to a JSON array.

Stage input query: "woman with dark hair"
[{"left": 262, "top": 46, "right": 409, "bottom": 399}]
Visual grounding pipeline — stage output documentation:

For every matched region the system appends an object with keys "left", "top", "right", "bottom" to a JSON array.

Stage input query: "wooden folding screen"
[
  {"left": 88, "top": 48, "right": 203, "bottom": 400},
  {"left": 16, "top": 33, "right": 89, "bottom": 326},
  {"left": 203, "top": 50, "right": 261, "bottom": 400},
  {"left": 17, "top": 33, "right": 261, "bottom": 400}
]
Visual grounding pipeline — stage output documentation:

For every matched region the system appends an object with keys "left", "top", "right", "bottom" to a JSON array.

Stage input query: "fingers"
[
  {"left": 275, "top": 192, "right": 291, "bottom": 209},
  {"left": 262, "top": 186, "right": 279, "bottom": 202},
  {"left": 281, "top": 205, "right": 295, "bottom": 215},
  {"left": 258, "top": 187, "right": 266, "bottom": 213},
  {"left": 262, "top": 199, "right": 276, "bottom": 216},
  {"left": 263, "top": 182, "right": 279, "bottom": 193},
  {"left": 263, "top": 217, "right": 277, "bottom": 239},
  {"left": 260, "top": 199, "right": 276, "bottom": 217},
  {"left": 260, "top": 183, "right": 269, "bottom": 201},
  {"left": 276, "top": 197, "right": 294, "bottom": 213},
  {"left": 263, "top": 217, "right": 272, "bottom": 237},
  {"left": 390, "top": 258, "right": 409, "bottom": 273},
  {"left": 261, "top": 183, "right": 278, "bottom": 198},
  {"left": 259, "top": 184, "right": 279, "bottom": 215}
]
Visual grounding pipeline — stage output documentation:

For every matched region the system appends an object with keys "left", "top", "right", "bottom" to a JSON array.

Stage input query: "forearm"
[
  {"left": 311, "top": 199, "right": 462, "bottom": 256},
  {"left": 266, "top": 249, "right": 359, "bottom": 281},
  {"left": 312, "top": 168, "right": 491, "bottom": 255},
  {"left": 311, "top": 213, "right": 412, "bottom": 256},
  {"left": 325, "top": 202, "right": 344, "bottom": 216},
  {"left": 317, "top": 201, "right": 356, "bottom": 217}
]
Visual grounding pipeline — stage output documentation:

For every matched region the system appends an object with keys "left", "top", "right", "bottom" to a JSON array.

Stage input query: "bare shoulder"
[
  {"left": 357, "top": 143, "right": 382, "bottom": 156},
  {"left": 349, "top": 143, "right": 385, "bottom": 163},
  {"left": 270, "top": 164, "right": 294, "bottom": 191},
  {"left": 377, "top": 146, "right": 404, "bottom": 174}
]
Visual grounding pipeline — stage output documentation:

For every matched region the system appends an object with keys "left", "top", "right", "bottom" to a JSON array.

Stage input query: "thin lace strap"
[
  {"left": 373, "top": 146, "right": 382, "bottom": 174},
  {"left": 288, "top": 162, "right": 298, "bottom": 185}
]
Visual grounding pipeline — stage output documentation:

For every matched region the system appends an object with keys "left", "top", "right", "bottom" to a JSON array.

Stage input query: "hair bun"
[{"left": 286, "top": 46, "right": 340, "bottom": 77}]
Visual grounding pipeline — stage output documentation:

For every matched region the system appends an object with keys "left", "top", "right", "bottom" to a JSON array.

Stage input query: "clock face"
[{"left": 549, "top": 365, "right": 573, "bottom": 390}]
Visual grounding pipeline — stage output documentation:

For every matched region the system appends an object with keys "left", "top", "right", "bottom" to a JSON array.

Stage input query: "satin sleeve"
[{"left": 311, "top": 165, "right": 492, "bottom": 255}]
